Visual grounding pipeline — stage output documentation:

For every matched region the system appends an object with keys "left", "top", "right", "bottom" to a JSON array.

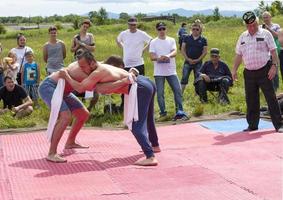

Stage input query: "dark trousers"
[
  {"left": 195, "top": 78, "right": 230, "bottom": 103},
  {"left": 244, "top": 63, "right": 282, "bottom": 130},
  {"left": 279, "top": 50, "right": 283, "bottom": 83},
  {"left": 131, "top": 76, "right": 159, "bottom": 158}
]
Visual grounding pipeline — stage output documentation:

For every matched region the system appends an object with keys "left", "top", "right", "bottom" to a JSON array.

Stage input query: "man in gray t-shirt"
[{"left": 43, "top": 26, "right": 66, "bottom": 75}]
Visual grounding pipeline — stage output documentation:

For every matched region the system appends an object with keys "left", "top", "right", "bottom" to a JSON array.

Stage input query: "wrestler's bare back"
[{"left": 50, "top": 61, "right": 130, "bottom": 94}]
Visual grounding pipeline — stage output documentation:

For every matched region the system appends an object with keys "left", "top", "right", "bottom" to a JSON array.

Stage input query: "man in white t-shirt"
[
  {"left": 10, "top": 33, "right": 33, "bottom": 74},
  {"left": 149, "top": 22, "right": 188, "bottom": 120},
  {"left": 116, "top": 16, "right": 152, "bottom": 75}
]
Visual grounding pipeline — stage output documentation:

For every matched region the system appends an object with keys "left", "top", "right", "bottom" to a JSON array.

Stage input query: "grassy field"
[{"left": 0, "top": 16, "right": 282, "bottom": 129}]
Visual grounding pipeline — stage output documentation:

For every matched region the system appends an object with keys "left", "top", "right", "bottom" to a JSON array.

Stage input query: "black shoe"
[{"left": 243, "top": 127, "right": 258, "bottom": 132}]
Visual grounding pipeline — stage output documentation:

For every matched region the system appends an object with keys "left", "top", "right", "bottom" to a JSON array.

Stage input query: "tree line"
[{"left": 0, "top": 0, "right": 282, "bottom": 34}]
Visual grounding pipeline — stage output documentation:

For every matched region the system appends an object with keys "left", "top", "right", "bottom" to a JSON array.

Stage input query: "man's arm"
[
  {"left": 181, "top": 42, "right": 193, "bottom": 64},
  {"left": 59, "top": 69, "right": 100, "bottom": 93},
  {"left": 13, "top": 96, "right": 33, "bottom": 113},
  {"left": 268, "top": 49, "right": 280, "bottom": 80},
  {"left": 43, "top": 44, "right": 48, "bottom": 63},
  {"left": 95, "top": 76, "right": 130, "bottom": 94},
  {"left": 232, "top": 54, "right": 242, "bottom": 81}
]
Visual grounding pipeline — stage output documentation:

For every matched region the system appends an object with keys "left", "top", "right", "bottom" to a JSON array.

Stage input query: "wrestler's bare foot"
[
  {"left": 152, "top": 146, "right": 161, "bottom": 153},
  {"left": 134, "top": 156, "right": 158, "bottom": 166},
  {"left": 46, "top": 154, "right": 67, "bottom": 163},
  {"left": 64, "top": 142, "right": 89, "bottom": 149}
]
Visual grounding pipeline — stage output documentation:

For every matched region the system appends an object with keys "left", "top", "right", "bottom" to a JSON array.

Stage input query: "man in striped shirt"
[{"left": 232, "top": 11, "right": 283, "bottom": 133}]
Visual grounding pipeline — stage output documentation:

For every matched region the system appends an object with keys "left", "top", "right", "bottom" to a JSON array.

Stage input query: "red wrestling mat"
[{"left": 0, "top": 123, "right": 282, "bottom": 200}]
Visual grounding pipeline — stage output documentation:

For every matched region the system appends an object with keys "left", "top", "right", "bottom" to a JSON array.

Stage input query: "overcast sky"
[{"left": 0, "top": 0, "right": 275, "bottom": 17}]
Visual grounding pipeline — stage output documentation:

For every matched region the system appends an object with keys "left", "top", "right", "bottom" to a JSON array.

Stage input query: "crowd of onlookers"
[{"left": 0, "top": 11, "right": 282, "bottom": 124}]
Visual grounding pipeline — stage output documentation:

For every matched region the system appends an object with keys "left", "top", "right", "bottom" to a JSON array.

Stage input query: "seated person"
[
  {"left": 0, "top": 76, "right": 33, "bottom": 118},
  {"left": 195, "top": 48, "right": 233, "bottom": 104}
]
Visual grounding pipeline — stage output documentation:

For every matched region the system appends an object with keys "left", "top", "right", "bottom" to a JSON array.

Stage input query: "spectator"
[
  {"left": 116, "top": 16, "right": 152, "bottom": 75},
  {"left": 0, "top": 43, "right": 3, "bottom": 87},
  {"left": 180, "top": 21, "right": 208, "bottom": 94},
  {"left": 116, "top": 16, "right": 152, "bottom": 110},
  {"left": 177, "top": 22, "right": 187, "bottom": 50},
  {"left": 10, "top": 33, "right": 33, "bottom": 85},
  {"left": 232, "top": 11, "right": 283, "bottom": 132},
  {"left": 43, "top": 26, "right": 66, "bottom": 76},
  {"left": 261, "top": 11, "right": 281, "bottom": 91},
  {"left": 149, "top": 22, "right": 188, "bottom": 120},
  {"left": 71, "top": 19, "right": 98, "bottom": 112},
  {"left": 279, "top": 29, "right": 283, "bottom": 76},
  {"left": 3, "top": 51, "right": 19, "bottom": 84},
  {"left": 21, "top": 51, "right": 40, "bottom": 108},
  {"left": 0, "top": 76, "right": 33, "bottom": 118},
  {"left": 195, "top": 48, "right": 233, "bottom": 104}
]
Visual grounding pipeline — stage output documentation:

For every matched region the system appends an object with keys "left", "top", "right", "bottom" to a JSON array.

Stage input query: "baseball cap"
[
  {"left": 210, "top": 48, "right": 220, "bottom": 56},
  {"left": 156, "top": 22, "right": 166, "bottom": 29},
  {"left": 128, "top": 17, "right": 138, "bottom": 25},
  {"left": 242, "top": 11, "right": 256, "bottom": 24}
]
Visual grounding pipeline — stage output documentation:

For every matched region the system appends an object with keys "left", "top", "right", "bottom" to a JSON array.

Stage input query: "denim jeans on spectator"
[
  {"left": 0, "top": 73, "right": 3, "bottom": 88},
  {"left": 180, "top": 62, "right": 202, "bottom": 85},
  {"left": 154, "top": 75, "right": 183, "bottom": 116}
]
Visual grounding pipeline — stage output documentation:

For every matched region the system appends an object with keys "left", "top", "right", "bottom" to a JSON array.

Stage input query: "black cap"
[
  {"left": 128, "top": 16, "right": 137, "bottom": 25},
  {"left": 210, "top": 48, "right": 220, "bottom": 56},
  {"left": 156, "top": 22, "right": 166, "bottom": 29},
  {"left": 243, "top": 11, "right": 256, "bottom": 24}
]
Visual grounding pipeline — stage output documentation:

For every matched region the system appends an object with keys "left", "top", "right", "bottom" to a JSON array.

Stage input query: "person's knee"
[
  {"left": 59, "top": 111, "right": 72, "bottom": 124},
  {"left": 76, "top": 109, "right": 90, "bottom": 122}
]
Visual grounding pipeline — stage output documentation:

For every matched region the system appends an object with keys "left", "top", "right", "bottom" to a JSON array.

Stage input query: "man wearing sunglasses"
[
  {"left": 232, "top": 11, "right": 283, "bottom": 133},
  {"left": 180, "top": 21, "right": 207, "bottom": 94},
  {"left": 149, "top": 22, "right": 188, "bottom": 120}
]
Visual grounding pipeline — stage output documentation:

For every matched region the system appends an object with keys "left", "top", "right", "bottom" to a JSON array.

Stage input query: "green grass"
[{"left": 0, "top": 16, "right": 282, "bottom": 129}]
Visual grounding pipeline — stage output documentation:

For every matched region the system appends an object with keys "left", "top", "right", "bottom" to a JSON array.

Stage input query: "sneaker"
[{"left": 172, "top": 110, "right": 190, "bottom": 121}]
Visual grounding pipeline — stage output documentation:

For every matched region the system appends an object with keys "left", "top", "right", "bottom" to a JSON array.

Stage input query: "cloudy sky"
[{"left": 0, "top": 0, "right": 275, "bottom": 17}]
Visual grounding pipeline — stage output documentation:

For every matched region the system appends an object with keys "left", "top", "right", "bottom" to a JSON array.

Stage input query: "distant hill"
[{"left": 104, "top": 8, "right": 246, "bottom": 19}]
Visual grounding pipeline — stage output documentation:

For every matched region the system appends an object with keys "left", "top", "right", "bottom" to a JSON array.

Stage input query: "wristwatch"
[{"left": 271, "top": 63, "right": 277, "bottom": 67}]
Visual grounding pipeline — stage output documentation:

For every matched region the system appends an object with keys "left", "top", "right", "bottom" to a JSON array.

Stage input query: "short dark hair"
[
  {"left": 181, "top": 22, "right": 187, "bottom": 27},
  {"left": 104, "top": 55, "right": 125, "bottom": 68},
  {"left": 4, "top": 76, "right": 13, "bottom": 82},
  {"left": 48, "top": 26, "right": 57, "bottom": 32},
  {"left": 16, "top": 33, "right": 25, "bottom": 42},
  {"left": 76, "top": 49, "right": 96, "bottom": 64}
]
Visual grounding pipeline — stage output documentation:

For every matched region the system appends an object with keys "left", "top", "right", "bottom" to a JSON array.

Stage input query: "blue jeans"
[
  {"left": 38, "top": 77, "right": 84, "bottom": 112},
  {"left": 131, "top": 76, "right": 159, "bottom": 158},
  {"left": 180, "top": 62, "right": 202, "bottom": 85},
  {"left": 154, "top": 75, "right": 183, "bottom": 115},
  {"left": 0, "top": 73, "right": 3, "bottom": 88}
]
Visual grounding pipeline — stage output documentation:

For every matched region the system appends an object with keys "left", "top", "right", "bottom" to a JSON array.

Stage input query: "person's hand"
[
  {"left": 12, "top": 106, "right": 20, "bottom": 113},
  {"left": 160, "top": 55, "right": 170, "bottom": 62},
  {"left": 200, "top": 74, "right": 210, "bottom": 82},
  {"left": 58, "top": 69, "right": 68, "bottom": 79},
  {"left": 186, "top": 58, "right": 194, "bottom": 65},
  {"left": 129, "top": 68, "right": 139, "bottom": 77},
  {"left": 231, "top": 70, "right": 238, "bottom": 81},
  {"left": 268, "top": 65, "right": 277, "bottom": 80}
]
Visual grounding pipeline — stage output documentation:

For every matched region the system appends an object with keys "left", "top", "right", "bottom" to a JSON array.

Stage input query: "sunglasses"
[
  {"left": 192, "top": 28, "right": 200, "bottom": 31},
  {"left": 157, "top": 28, "right": 166, "bottom": 31},
  {"left": 211, "top": 55, "right": 219, "bottom": 58}
]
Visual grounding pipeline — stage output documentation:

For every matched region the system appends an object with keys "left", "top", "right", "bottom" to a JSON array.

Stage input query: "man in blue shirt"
[
  {"left": 195, "top": 48, "right": 233, "bottom": 104},
  {"left": 181, "top": 21, "right": 207, "bottom": 94},
  {"left": 177, "top": 22, "right": 187, "bottom": 50}
]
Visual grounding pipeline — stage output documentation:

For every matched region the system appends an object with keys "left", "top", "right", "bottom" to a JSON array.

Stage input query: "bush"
[
  {"left": 55, "top": 22, "right": 63, "bottom": 30},
  {"left": 0, "top": 24, "right": 6, "bottom": 34}
]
